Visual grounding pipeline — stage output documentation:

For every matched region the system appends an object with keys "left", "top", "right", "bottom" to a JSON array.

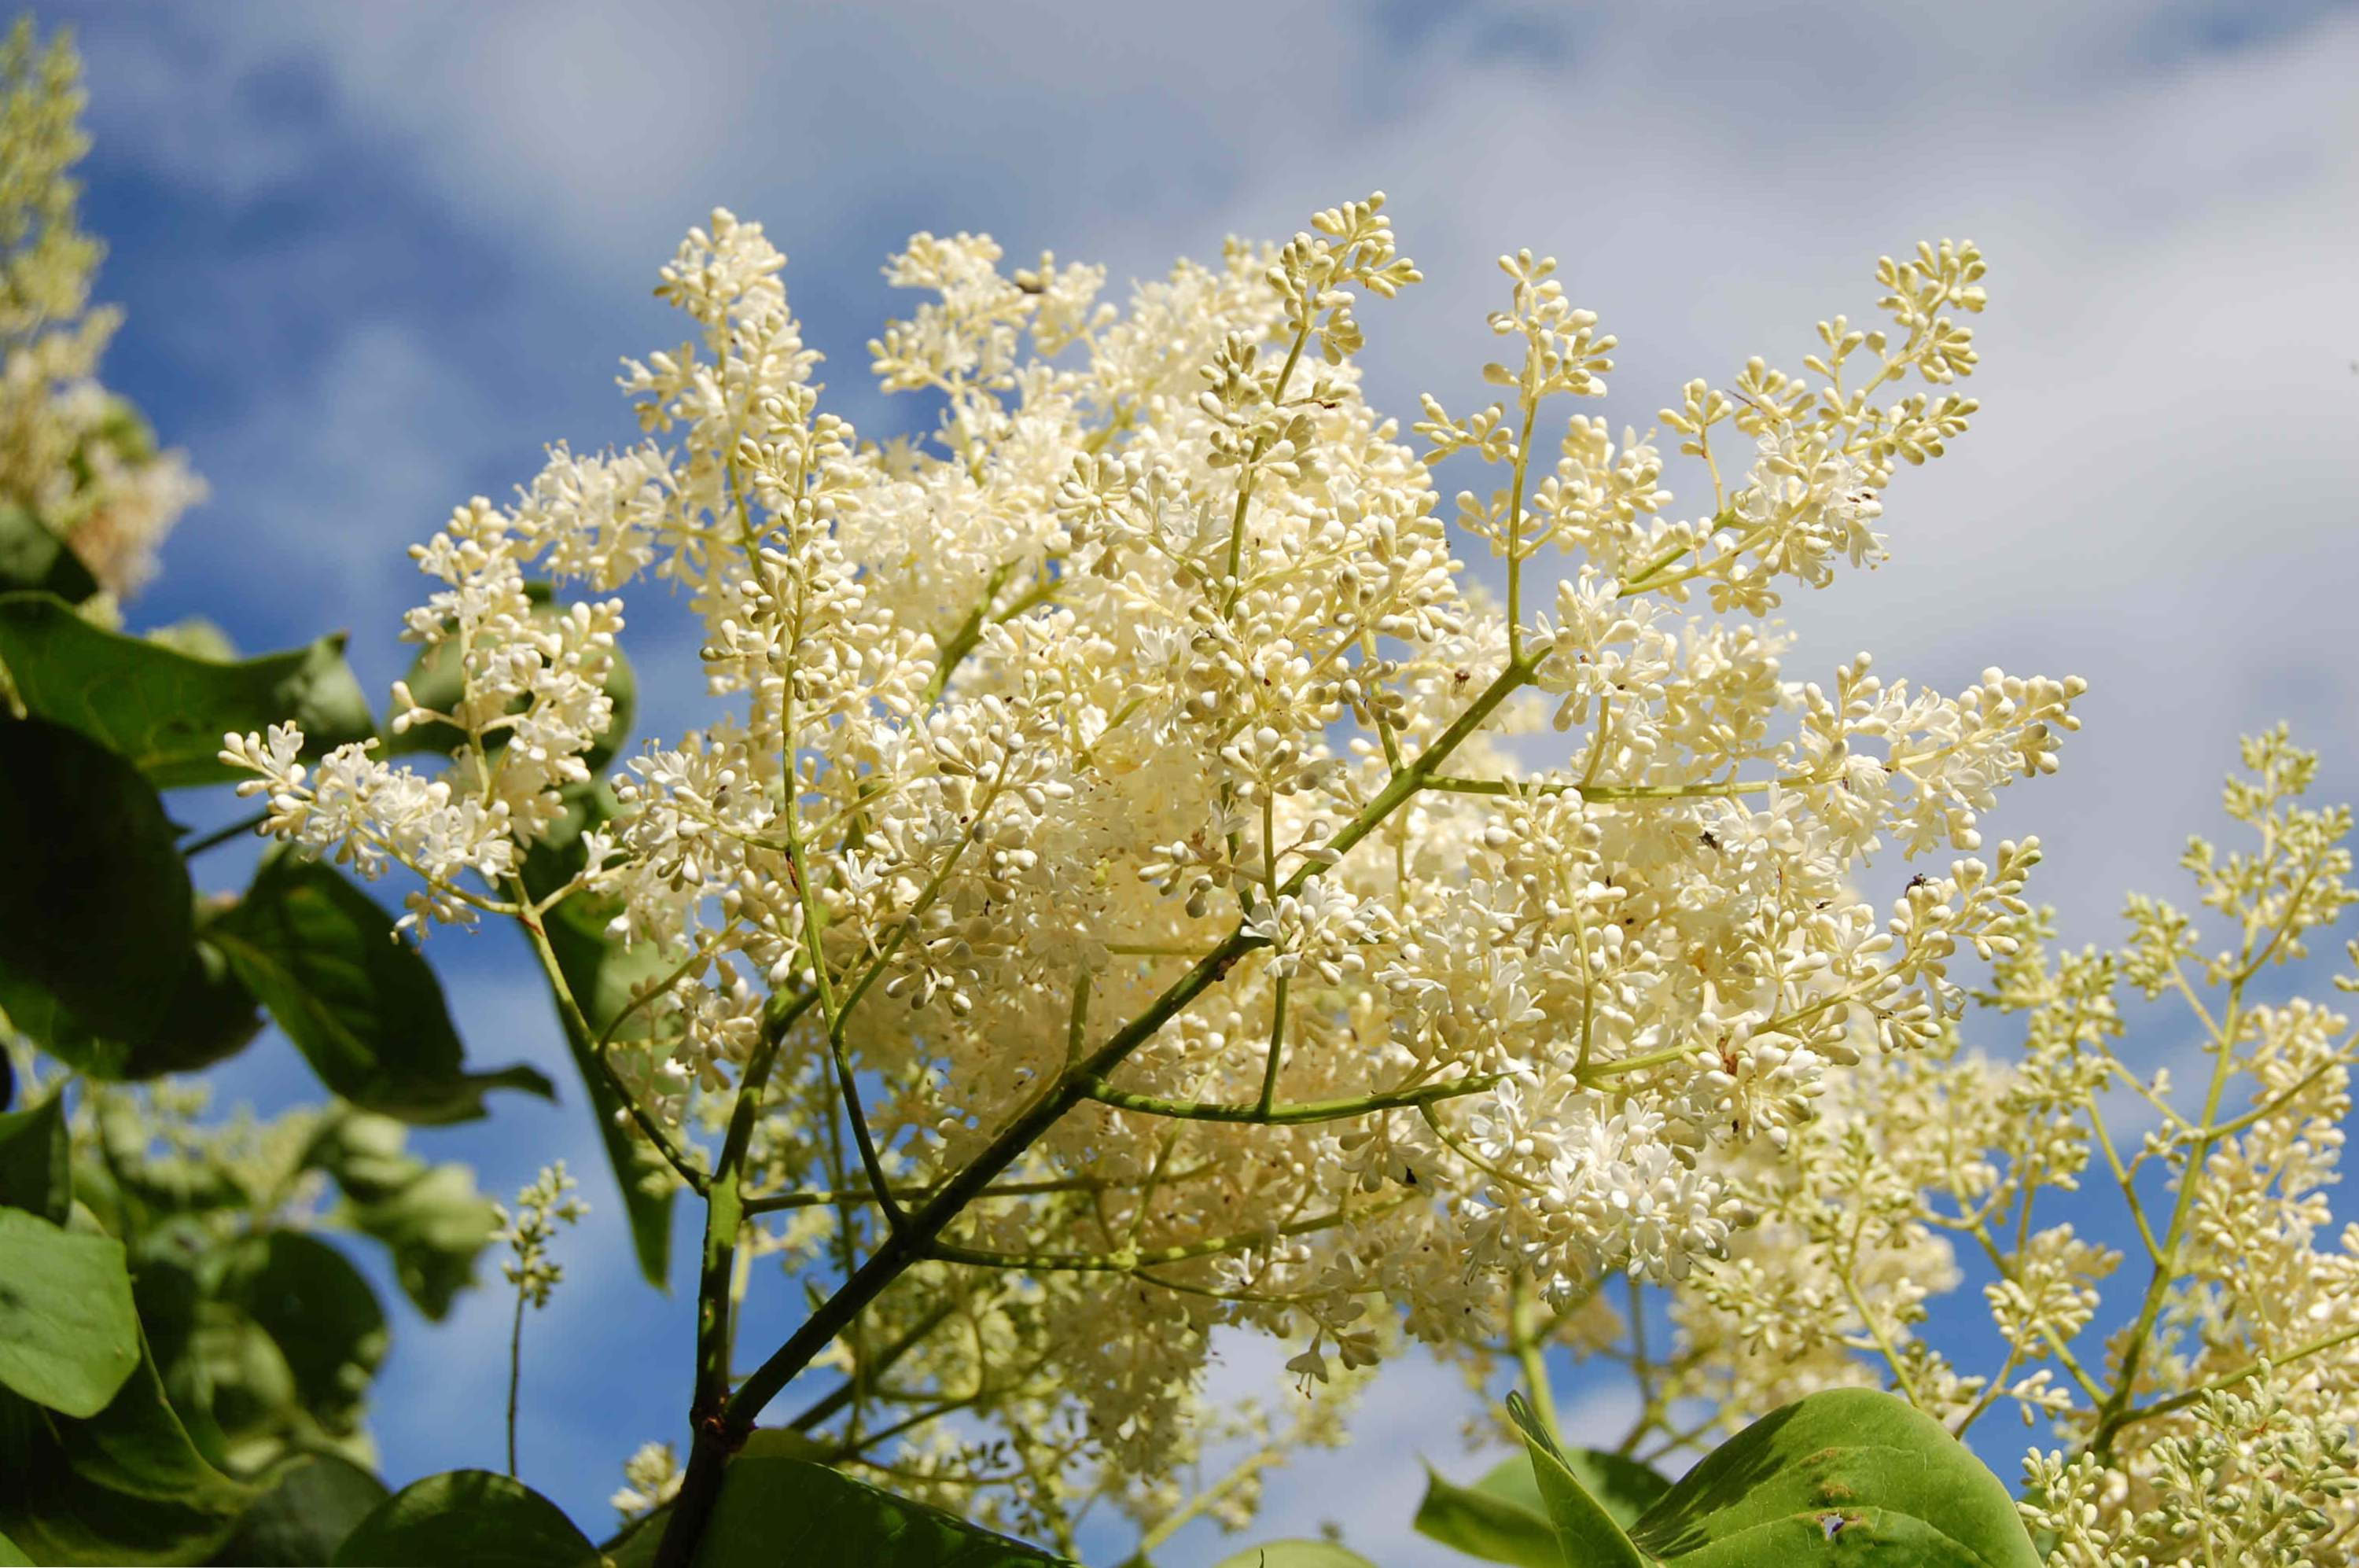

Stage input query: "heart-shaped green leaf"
[
  {"left": 208, "top": 852, "right": 552, "bottom": 1124},
  {"left": 0, "top": 1208, "right": 139, "bottom": 1417},
  {"left": 0, "top": 590, "right": 374, "bottom": 789},
  {"left": 1625, "top": 1388, "right": 2041, "bottom": 1566},
  {"left": 332, "top": 1470, "right": 592, "bottom": 1568}
]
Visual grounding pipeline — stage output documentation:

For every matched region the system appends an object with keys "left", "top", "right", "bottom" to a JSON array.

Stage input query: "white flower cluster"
[
  {"left": 1643, "top": 729, "right": 2359, "bottom": 1563},
  {"left": 0, "top": 20, "right": 204, "bottom": 605},
  {"left": 225, "top": 195, "right": 2081, "bottom": 1513}
]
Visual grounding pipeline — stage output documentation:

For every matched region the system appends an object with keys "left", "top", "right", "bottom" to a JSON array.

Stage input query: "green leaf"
[
  {"left": 521, "top": 782, "right": 675, "bottom": 1286},
  {"left": 208, "top": 1452, "right": 388, "bottom": 1566},
  {"left": 1415, "top": 1457, "right": 1564, "bottom": 1568},
  {"left": 209, "top": 852, "right": 554, "bottom": 1123},
  {"left": 1415, "top": 1460, "right": 1559, "bottom": 1568},
  {"left": 1419, "top": 1446, "right": 1673, "bottom": 1567},
  {"left": 1209, "top": 1544, "right": 1381, "bottom": 1568},
  {"left": 0, "top": 590, "right": 375, "bottom": 788},
  {"left": 329, "top": 1159, "right": 500, "bottom": 1320},
  {"left": 0, "top": 503, "right": 96, "bottom": 603},
  {"left": 307, "top": 1114, "right": 502, "bottom": 1318},
  {"left": 0, "top": 1341, "right": 258, "bottom": 1563},
  {"left": 613, "top": 1454, "right": 1070, "bottom": 1567},
  {"left": 216, "top": 1231, "right": 388, "bottom": 1434},
  {"left": 307, "top": 1113, "right": 501, "bottom": 1317},
  {"left": 1564, "top": 1452, "right": 1674, "bottom": 1533},
  {"left": 332, "top": 1470, "right": 592, "bottom": 1568},
  {"left": 0, "top": 1208, "right": 140, "bottom": 1417},
  {"left": 1625, "top": 1388, "right": 2041, "bottom": 1566},
  {"left": 0, "top": 719, "right": 192, "bottom": 1044},
  {"left": 1507, "top": 1391, "right": 1648, "bottom": 1568},
  {"left": 0, "top": 1525, "right": 29, "bottom": 1566},
  {"left": 0, "top": 933, "right": 263, "bottom": 1084},
  {"left": 0, "top": 1094, "right": 69, "bottom": 1224}
]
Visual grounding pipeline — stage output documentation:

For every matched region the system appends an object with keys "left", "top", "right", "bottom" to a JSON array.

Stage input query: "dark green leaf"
[
  {"left": 210, "top": 1452, "right": 389, "bottom": 1566},
  {"left": 1565, "top": 1452, "right": 1674, "bottom": 1533},
  {"left": 2, "top": 934, "right": 263, "bottom": 1083},
  {"left": 1507, "top": 1391, "right": 1648, "bottom": 1568},
  {"left": 0, "top": 719, "right": 192, "bottom": 1044},
  {"left": 338, "top": 1164, "right": 499, "bottom": 1320},
  {"left": 612, "top": 1454, "right": 1069, "bottom": 1567},
  {"left": 0, "top": 1208, "right": 140, "bottom": 1417},
  {"left": 178, "top": 1308, "right": 303, "bottom": 1474},
  {"left": 217, "top": 1231, "right": 387, "bottom": 1434},
  {"left": 332, "top": 1470, "right": 592, "bottom": 1568},
  {"left": 0, "top": 1094, "right": 68, "bottom": 1224},
  {"left": 1626, "top": 1388, "right": 2041, "bottom": 1566},
  {"left": 522, "top": 783, "right": 675, "bottom": 1286},
  {"left": 0, "top": 1524, "right": 28, "bottom": 1566},
  {"left": 0, "top": 503, "right": 96, "bottom": 604},
  {"left": 0, "top": 1341, "right": 257, "bottom": 1563},
  {"left": 0, "top": 590, "right": 375, "bottom": 789},
  {"left": 123, "top": 1242, "right": 236, "bottom": 1467},
  {"left": 1209, "top": 1544, "right": 1381, "bottom": 1568},
  {"left": 209, "top": 852, "right": 553, "bottom": 1123},
  {"left": 306, "top": 1113, "right": 502, "bottom": 1319}
]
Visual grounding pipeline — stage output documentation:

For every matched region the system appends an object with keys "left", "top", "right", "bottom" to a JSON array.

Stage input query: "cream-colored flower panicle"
[{"left": 224, "top": 193, "right": 2084, "bottom": 1534}]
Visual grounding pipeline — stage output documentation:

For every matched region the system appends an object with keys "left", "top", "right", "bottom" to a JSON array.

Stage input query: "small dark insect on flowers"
[
  {"left": 1906, "top": 872, "right": 1930, "bottom": 892},
  {"left": 1699, "top": 830, "right": 1720, "bottom": 850}
]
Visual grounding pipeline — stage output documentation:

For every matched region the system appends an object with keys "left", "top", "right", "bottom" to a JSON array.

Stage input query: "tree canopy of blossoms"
[{"left": 223, "top": 192, "right": 2103, "bottom": 1562}]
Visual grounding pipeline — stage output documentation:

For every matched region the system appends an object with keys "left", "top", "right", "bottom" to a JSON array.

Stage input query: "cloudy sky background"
[{"left": 38, "top": 0, "right": 2359, "bottom": 1560}]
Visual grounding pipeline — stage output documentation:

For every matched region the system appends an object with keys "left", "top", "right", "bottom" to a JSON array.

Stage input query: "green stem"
[
  {"left": 928, "top": 1198, "right": 1404, "bottom": 1273},
  {"left": 1086, "top": 1074, "right": 1500, "bottom": 1124},
  {"left": 511, "top": 895, "right": 709, "bottom": 1193},
  {"left": 2108, "top": 1322, "right": 2359, "bottom": 1434},
  {"left": 1507, "top": 1273, "right": 1560, "bottom": 1444},
  {"left": 179, "top": 808, "right": 268, "bottom": 859},
  {"left": 506, "top": 1286, "right": 525, "bottom": 1478}
]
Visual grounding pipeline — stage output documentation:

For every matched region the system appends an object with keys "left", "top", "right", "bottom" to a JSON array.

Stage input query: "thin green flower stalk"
[{"left": 495, "top": 1161, "right": 587, "bottom": 1478}]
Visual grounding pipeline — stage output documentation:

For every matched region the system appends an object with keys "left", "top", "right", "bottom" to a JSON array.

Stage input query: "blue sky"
[{"left": 38, "top": 0, "right": 2359, "bottom": 1560}]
